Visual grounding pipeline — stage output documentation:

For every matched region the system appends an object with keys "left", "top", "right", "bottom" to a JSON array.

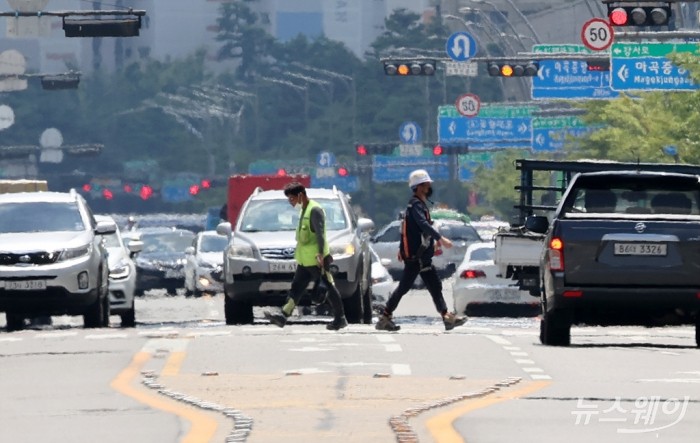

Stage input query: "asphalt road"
[{"left": 1, "top": 286, "right": 698, "bottom": 443}]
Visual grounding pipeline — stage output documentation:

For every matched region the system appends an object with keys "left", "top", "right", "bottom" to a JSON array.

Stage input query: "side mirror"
[
  {"left": 95, "top": 220, "right": 117, "bottom": 235},
  {"left": 216, "top": 222, "right": 232, "bottom": 237},
  {"left": 127, "top": 240, "right": 144, "bottom": 254},
  {"left": 380, "top": 258, "right": 391, "bottom": 267},
  {"left": 525, "top": 215, "right": 549, "bottom": 234},
  {"left": 358, "top": 217, "right": 375, "bottom": 233},
  {"left": 185, "top": 246, "right": 195, "bottom": 255}
]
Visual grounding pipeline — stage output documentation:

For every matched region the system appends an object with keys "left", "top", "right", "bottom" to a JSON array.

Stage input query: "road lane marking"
[
  {"left": 384, "top": 344, "right": 402, "bottom": 352},
  {"left": 111, "top": 351, "right": 219, "bottom": 443},
  {"left": 85, "top": 333, "right": 129, "bottom": 339},
  {"left": 391, "top": 364, "right": 411, "bottom": 375},
  {"left": 35, "top": 331, "right": 78, "bottom": 338},
  {"left": 426, "top": 380, "right": 551, "bottom": 443}
]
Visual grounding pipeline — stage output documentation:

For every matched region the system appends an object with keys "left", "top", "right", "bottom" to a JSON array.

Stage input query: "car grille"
[
  {"left": 260, "top": 248, "right": 296, "bottom": 260},
  {"left": 0, "top": 252, "right": 60, "bottom": 265}
]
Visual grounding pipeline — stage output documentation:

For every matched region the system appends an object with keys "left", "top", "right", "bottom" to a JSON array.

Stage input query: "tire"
[
  {"left": 540, "top": 309, "right": 571, "bottom": 346},
  {"left": 84, "top": 293, "right": 104, "bottom": 328},
  {"left": 343, "top": 283, "right": 363, "bottom": 324},
  {"left": 362, "top": 279, "right": 373, "bottom": 324},
  {"left": 224, "top": 293, "right": 254, "bottom": 325},
  {"left": 121, "top": 300, "right": 136, "bottom": 328},
  {"left": 101, "top": 290, "right": 111, "bottom": 327},
  {"left": 6, "top": 313, "right": 25, "bottom": 332}
]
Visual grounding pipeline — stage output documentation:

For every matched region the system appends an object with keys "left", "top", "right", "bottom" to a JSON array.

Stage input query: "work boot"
[
  {"left": 443, "top": 312, "right": 467, "bottom": 331},
  {"left": 326, "top": 316, "right": 348, "bottom": 331},
  {"left": 375, "top": 314, "right": 400, "bottom": 332},
  {"left": 264, "top": 310, "right": 288, "bottom": 328}
]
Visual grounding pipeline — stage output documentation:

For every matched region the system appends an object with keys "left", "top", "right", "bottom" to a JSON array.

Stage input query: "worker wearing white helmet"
[{"left": 376, "top": 169, "right": 467, "bottom": 332}]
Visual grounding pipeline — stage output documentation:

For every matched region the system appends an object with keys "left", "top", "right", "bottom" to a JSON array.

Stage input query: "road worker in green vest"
[{"left": 265, "top": 182, "right": 348, "bottom": 330}]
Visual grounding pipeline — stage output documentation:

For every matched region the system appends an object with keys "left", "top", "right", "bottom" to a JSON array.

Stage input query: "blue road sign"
[
  {"left": 317, "top": 151, "right": 337, "bottom": 167},
  {"left": 438, "top": 116, "right": 532, "bottom": 149},
  {"left": 445, "top": 32, "right": 478, "bottom": 62},
  {"left": 531, "top": 127, "right": 593, "bottom": 152},
  {"left": 311, "top": 175, "right": 359, "bottom": 193},
  {"left": 399, "top": 121, "right": 421, "bottom": 144},
  {"left": 611, "top": 42, "right": 700, "bottom": 91},
  {"left": 372, "top": 156, "right": 450, "bottom": 183},
  {"left": 532, "top": 60, "right": 618, "bottom": 100}
]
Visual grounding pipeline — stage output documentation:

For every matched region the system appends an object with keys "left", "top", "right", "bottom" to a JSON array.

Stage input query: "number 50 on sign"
[
  {"left": 581, "top": 18, "right": 614, "bottom": 52},
  {"left": 455, "top": 93, "right": 481, "bottom": 118}
]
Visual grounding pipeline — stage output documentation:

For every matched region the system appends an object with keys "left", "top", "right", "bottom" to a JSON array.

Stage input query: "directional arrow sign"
[
  {"left": 399, "top": 121, "right": 421, "bottom": 144},
  {"left": 445, "top": 32, "right": 478, "bottom": 62},
  {"left": 531, "top": 116, "right": 594, "bottom": 152},
  {"left": 610, "top": 42, "right": 700, "bottom": 91}
]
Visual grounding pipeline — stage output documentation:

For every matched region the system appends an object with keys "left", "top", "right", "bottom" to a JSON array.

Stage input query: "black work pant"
[
  {"left": 384, "top": 259, "right": 448, "bottom": 315},
  {"left": 288, "top": 264, "right": 345, "bottom": 319}
]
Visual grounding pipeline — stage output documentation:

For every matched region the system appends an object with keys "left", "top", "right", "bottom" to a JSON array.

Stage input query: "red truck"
[{"left": 226, "top": 174, "right": 310, "bottom": 225}]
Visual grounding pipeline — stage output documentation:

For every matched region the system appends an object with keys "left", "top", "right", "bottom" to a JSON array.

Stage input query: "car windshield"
[
  {"left": 200, "top": 235, "right": 227, "bottom": 252},
  {"left": 141, "top": 231, "right": 195, "bottom": 253},
  {"left": 102, "top": 232, "right": 122, "bottom": 249},
  {"left": 440, "top": 224, "right": 482, "bottom": 242},
  {"left": 470, "top": 247, "right": 495, "bottom": 262},
  {"left": 0, "top": 202, "right": 85, "bottom": 233},
  {"left": 239, "top": 198, "right": 346, "bottom": 232}
]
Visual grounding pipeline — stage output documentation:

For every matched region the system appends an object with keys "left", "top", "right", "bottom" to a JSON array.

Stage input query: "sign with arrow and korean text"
[
  {"left": 438, "top": 104, "right": 534, "bottom": 149},
  {"left": 610, "top": 42, "right": 700, "bottom": 91},
  {"left": 445, "top": 32, "right": 478, "bottom": 62},
  {"left": 531, "top": 116, "right": 594, "bottom": 152}
]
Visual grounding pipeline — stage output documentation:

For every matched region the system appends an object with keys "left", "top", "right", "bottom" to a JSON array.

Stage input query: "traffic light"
[
  {"left": 354, "top": 143, "right": 395, "bottom": 155},
  {"left": 487, "top": 61, "right": 539, "bottom": 77},
  {"left": 337, "top": 166, "right": 349, "bottom": 177},
  {"left": 384, "top": 60, "right": 436, "bottom": 76},
  {"left": 607, "top": 4, "right": 671, "bottom": 27},
  {"left": 432, "top": 145, "right": 443, "bottom": 156}
]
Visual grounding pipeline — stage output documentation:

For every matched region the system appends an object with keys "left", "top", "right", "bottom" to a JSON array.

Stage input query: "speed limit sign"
[
  {"left": 581, "top": 18, "right": 614, "bottom": 51},
  {"left": 455, "top": 93, "right": 480, "bottom": 118}
]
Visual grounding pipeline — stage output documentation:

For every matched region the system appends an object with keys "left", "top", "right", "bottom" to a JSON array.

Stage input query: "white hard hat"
[{"left": 408, "top": 169, "right": 433, "bottom": 188}]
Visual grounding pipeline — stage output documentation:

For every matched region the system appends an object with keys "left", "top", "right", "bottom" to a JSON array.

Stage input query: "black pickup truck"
[{"left": 527, "top": 169, "right": 700, "bottom": 347}]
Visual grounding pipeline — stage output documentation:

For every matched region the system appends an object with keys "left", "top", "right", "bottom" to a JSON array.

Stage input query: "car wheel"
[
  {"left": 121, "top": 300, "right": 136, "bottom": 328},
  {"left": 5, "top": 313, "right": 25, "bottom": 332},
  {"left": 224, "top": 293, "right": 254, "bottom": 325},
  {"left": 84, "top": 293, "right": 104, "bottom": 328},
  {"left": 101, "top": 290, "right": 111, "bottom": 327},
  {"left": 540, "top": 309, "right": 571, "bottom": 346},
  {"left": 362, "top": 277, "right": 373, "bottom": 324},
  {"left": 343, "top": 283, "right": 363, "bottom": 324}
]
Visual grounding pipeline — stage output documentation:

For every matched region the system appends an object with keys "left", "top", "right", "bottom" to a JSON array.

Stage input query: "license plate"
[
  {"left": 5, "top": 280, "right": 47, "bottom": 290},
  {"left": 269, "top": 261, "right": 297, "bottom": 272},
  {"left": 613, "top": 243, "right": 667, "bottom": 256}
]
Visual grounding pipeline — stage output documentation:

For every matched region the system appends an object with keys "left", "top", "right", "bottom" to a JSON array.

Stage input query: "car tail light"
[
  {"left": 563, "top": 290, "right": 583, "bottom": 298},
  {"left": 460, "top": 269, "right": 486, "bottom": 279},
  {"left": 548, "top": 237, "right": 564, "bottom": 271},
  {"left": 434, "top": 245, "right": 443, "bottom": 256}
]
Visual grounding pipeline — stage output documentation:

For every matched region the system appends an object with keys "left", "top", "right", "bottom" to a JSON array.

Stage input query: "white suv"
[
  {"left": 0, "top": 191, "right": 115, "bottom": 331},
  {"left": 217, "top": 187, "right": 375, "bottom": 325}
]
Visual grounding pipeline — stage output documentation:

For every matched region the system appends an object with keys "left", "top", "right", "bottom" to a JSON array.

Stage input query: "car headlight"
[
  {"left": 330, "top": 243, "right": 355, "bottom": 257},
  {"left": 228, "top": 244, "right": 254, "bottom": 258},
  {"left": 110, "top": 260, "right": 131, "bottom": 279},
  {"left": 177, "top": 258, "right": 187, "bottom": 266},
  {"left": 58, "top": 244, "right": 92, "bottom": 262}
]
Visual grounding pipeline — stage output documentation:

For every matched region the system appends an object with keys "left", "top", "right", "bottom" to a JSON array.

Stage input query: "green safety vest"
[{"left": 295, "top": 199, "right": 329, "bottom": 266}]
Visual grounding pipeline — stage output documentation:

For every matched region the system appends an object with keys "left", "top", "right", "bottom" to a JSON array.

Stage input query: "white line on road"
[
  {"left": 35, "top": 331, "right": 78, "bottom": 338},
  {"left": 515, "top": 359, "right": 535, "bottom": 365},
  {"left": 392, "top": 364, "right": 411, "bottom": 375},
  {"left": 485, "top": 335, "right": 512, "bottom": 345},
  {"left": 384, "top": 344, "right": 402, "bottom": 352},
  {"left": 85, "top": 333, "right": 129, "bottom": 339}
]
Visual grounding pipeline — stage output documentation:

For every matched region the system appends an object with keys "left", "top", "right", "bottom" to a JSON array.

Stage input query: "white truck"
[{"left": 494, "top": 159, "right": 700, "bottom": 296}]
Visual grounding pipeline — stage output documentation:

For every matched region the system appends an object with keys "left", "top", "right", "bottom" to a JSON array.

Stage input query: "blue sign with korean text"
[
  {"left": 532, "top": 60, "right": 618, "bottom": 100},
  {"left": 311, "top": 175, "right": 359, "bottom": 193},
  {"left": 438, "top": 116, "right": 532, "bottom": 149},
  {"left": 445, "top": 32, "right": 478, "bottom": 62},
  {"left": 372, "top": 155, "right": 450, "bottom": 183},
  {"left": 531, "top": 127, "right": 593, "bottom": 152},
  {"left": 610, "top": 42, "right": 700, "bottom": 91}
]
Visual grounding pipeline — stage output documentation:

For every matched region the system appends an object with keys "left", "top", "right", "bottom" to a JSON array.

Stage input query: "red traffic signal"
[
  {"left": 201, "top": 179, "right": 211, "bottom": 189},
  {"left": 277, "top": 168, "right": 287, "bottom": 176},
  {"left": 140, "top": 185, "right": 153, "bottom": 200},
  {"left": 337, "top": 166, "right": 349, "bottom": 177},
  {"left": 609, "top": 7, "right": 628, "bottom": 26},
  {"left": 433, "top": 145, "right": 443, "bottom": 156},
  {"left": 608, "top": 5, "right": 671, "bottom": 26},
  {"left": 356, "top": 144, "right": 367, "bottom": 156},
  {"left": 82, "top": 183, "right": 92, "bottom": 192},
  {"left": 102, "top": 189, "right": 113, "bottom": 200},
  {"left": 189, "top": 184, "right": 200, "bottom": 195}
]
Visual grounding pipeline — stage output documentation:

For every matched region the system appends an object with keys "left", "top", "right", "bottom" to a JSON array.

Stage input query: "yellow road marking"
[
  {"left": 111, "top": 352, "right": 219, "bottom": 443},
  {"left": 162, "top": 351, "right": 187, "bottom": 376},
  {"left": 427, "top": 381, "right": 552, "bottom": 443}
]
